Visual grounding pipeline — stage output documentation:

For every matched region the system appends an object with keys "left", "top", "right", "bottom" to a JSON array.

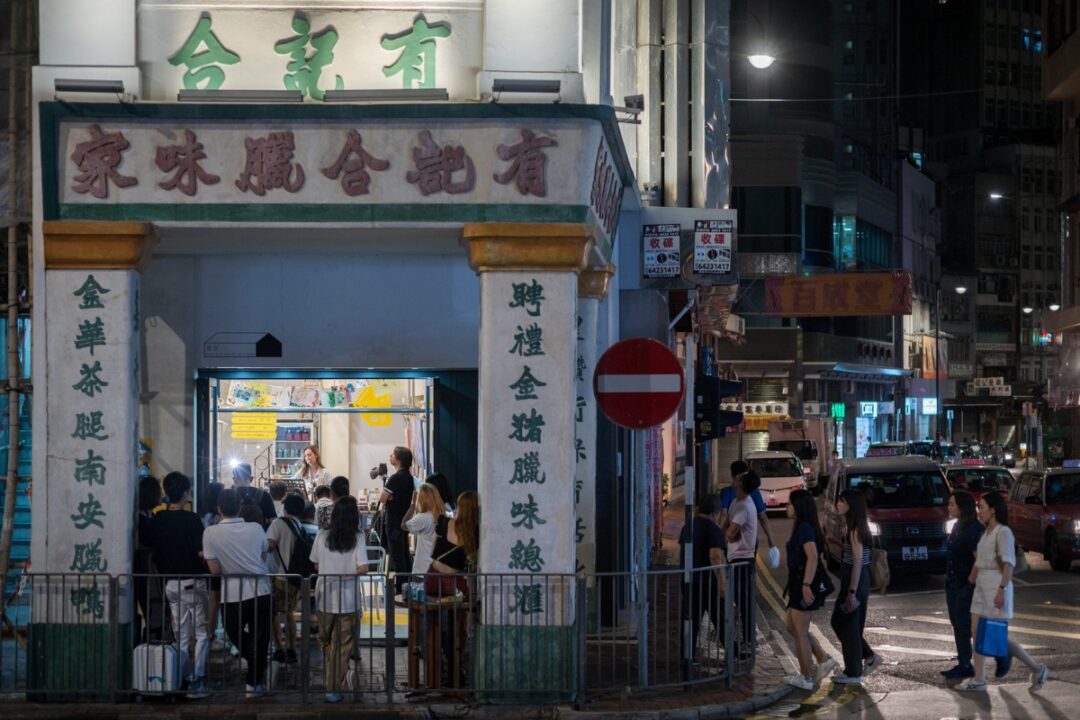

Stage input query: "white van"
[{"left": 745, "top": 450, "right": 807, "bottom": 511}]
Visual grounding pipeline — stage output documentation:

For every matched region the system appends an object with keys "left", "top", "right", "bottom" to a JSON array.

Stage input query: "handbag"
[
  {"left": 869, "top": 540, "right": 890, "bottom": 596},
  {"left": 423, "top": 546, "right": 469, "bottom": 598},
  {"left": 975, "top": 615, "right": 1009, "bottom": 657},
  {"left": 812, "top": 561, "right": 836, "bottom": 599},
  {"left": 993, "top": 526, "right": 1029, "bottom": 576}
]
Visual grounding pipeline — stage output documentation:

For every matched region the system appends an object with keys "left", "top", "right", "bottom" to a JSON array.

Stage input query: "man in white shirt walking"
[{"left": 203, "top": 488, "right": 273, "bottom": 697}]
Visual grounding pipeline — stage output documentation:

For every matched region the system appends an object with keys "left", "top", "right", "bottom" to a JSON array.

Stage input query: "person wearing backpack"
[{"left": 266, "top": 492, "right": 312, "bottom": 664}]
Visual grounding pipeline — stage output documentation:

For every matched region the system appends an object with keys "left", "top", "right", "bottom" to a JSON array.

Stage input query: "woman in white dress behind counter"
[{"left": 294, "top": 444, "right": 333, "bottom": 497}]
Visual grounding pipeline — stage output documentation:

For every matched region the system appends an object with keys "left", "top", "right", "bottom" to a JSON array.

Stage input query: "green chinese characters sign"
[{"left": 149, "top": 9, "right": 464, "bottom": 101}]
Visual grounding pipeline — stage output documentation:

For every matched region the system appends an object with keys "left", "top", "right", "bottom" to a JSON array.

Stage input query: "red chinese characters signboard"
[{"left": 764, "top": 272, "right": 913, "bottom": 317}]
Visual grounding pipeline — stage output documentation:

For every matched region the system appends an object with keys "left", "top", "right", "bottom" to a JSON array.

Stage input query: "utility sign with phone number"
[
  {"left": 642, "top": 223, "right": 681, "bottom": 278},
  {"left": 693, "top": 219, "right": 733, "bottom": 274}
]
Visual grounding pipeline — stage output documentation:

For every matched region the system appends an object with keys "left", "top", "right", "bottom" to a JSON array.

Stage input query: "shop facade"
[{"left": 30, "top": 0, "right": 634, "bottom": 695}]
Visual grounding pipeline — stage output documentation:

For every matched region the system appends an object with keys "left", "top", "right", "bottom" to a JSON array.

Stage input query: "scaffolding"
[{"left": 0, "top": 0, "right": 35, "bottom": 604}]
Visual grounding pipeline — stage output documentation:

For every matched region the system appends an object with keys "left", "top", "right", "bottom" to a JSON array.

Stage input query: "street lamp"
[
  {"left": 935, "top": 282, "right": 967, "bottom": 441},
  {"left": 1023, "top": 306, "right": 1035, "bottom": 315},
  {"left": 743, "top": 10, "right": 776, "bottom": 69},
  {"left": 1049, "top": 302, "right": 1061, "bottom": 312}
]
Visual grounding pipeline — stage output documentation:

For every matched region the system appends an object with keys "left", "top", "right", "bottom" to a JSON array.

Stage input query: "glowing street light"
[
  {"left": 1023, "top": 306, "right": 1034, "bottom": 315},
  {"left": 955, "top": 285, "right": 967, "bottom": 295},
  {"left": 747, "top": 53, "right": 776, "bottom": 69},
  {"left": 1049, "top": 303, "right": 1061, "bottom": 312}
]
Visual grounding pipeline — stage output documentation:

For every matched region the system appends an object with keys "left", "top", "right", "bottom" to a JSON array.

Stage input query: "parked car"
[
  {"left": 823, "top": 455, "right": 952, "bottom": 575},
  {"left": 744, "top": 451, "right": 806, "bottom": 512},
  {"left": 943, "top": 464, "right": 1013, "bottom": 500},
  {"left": 866, "top": 441, "right": 908, "bottom": 457},
  {"left": 1007, "top": 468, "right": 1080, "bottom": 572}
]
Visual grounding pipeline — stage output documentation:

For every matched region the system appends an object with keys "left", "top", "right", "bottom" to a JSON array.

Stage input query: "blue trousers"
[{"left": 945, "top": 580, "right": 975, "bottom": 668}]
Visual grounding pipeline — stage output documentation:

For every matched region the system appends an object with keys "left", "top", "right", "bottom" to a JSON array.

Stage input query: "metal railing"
[{"left": 0, "top": 563, "right": 754, "bottom": 704}]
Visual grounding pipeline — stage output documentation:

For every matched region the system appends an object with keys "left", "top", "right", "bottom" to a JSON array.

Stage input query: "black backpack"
[{"left": 276, "top": 517, "right": 315, "bottom": 587}]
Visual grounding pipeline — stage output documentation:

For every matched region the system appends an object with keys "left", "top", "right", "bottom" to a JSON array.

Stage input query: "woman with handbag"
[
  {"left": 423, "top": 491, "right": 479, "bottom": 686},
  {"left": 957, "top": 491, "right": 1049, "bottom": 692},
  {"left": 830, "top": 490, "right": 883, "bottom": 685},
  {"left": 783, "top": 489, "right": 837, "bottom": 690},
  {"left": 309, "top": 497, "right": 371, "bottom": 703}
]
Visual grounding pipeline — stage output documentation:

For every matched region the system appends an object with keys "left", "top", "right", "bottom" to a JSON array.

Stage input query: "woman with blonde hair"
[
  {"left": 293, "top": 445, "right": 332, "bottom": 496},
  {"left": 402, "top": 483, "right": 446, "bottom": 581},
  {"left": 431, "top": 491, "right": 480, "bottom": 576}
]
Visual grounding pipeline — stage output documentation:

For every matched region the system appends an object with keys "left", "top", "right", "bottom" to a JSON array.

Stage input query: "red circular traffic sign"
[{"left": 593, "top": 338, "right": 685, "bottom": 429}]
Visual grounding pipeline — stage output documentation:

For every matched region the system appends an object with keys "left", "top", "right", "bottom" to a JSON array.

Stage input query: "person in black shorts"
[{"left": 783, "top": 489, "right": 836, "bottom": 690}]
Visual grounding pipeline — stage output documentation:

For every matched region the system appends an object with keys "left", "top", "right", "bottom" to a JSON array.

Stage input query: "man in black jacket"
[{"left": 378, "top": 446, "right": 415, "bottom": 595}]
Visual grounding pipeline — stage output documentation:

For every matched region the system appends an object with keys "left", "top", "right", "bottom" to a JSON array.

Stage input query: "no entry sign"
[{"left": 593, "top": 338, "right": 685, "bottom": 429}]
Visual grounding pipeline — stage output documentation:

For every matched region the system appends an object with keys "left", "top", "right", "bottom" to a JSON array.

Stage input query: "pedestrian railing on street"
[{"left": 0, "top": 564, "right": 755, "bottom": 704}]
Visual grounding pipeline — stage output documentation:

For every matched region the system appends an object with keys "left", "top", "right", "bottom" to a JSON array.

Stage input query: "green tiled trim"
[{"left": 57, "top": 202, "right": 590, "bottom": 224}]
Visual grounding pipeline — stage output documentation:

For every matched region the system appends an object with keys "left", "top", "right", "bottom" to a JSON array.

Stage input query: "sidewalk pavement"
[{"left": 551, "top": 490, "right": 796, "bottom": 719}]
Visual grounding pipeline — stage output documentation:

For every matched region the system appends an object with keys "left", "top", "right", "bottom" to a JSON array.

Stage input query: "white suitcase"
[{"left": 133, "top": 643, "right": 182, "bottom": 694}]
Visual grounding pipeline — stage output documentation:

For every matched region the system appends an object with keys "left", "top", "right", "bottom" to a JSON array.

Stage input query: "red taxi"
[
  {"left": 1008, "top": 468, "right": 1080, "bottom": 572},
  {"left": 942, "top": 464, "right": 1013, "bottom": 501}
]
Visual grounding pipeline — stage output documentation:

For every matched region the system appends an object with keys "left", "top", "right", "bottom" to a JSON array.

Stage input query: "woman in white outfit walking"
[{"left": 957, "top": 490, "right": 1049, "bottom": 692}]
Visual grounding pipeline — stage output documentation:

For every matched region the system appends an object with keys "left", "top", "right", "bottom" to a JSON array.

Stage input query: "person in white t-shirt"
[
  {"left": 309, "top": 496, "right": 370, "bottom": 703},
  {"left": 724, "top": 470, "right": 761, "bottom": 659},
  {"left": 402, "top": 483, "right": 445, "bottom": 580},
  {"left": 202, "top": 488, "right": 272, "bottom": 697}
]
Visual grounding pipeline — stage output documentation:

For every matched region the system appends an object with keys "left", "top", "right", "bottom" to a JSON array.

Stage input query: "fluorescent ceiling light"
[
  {"left": 177, "top": 89, "right": 304, "bottom": 103},
  {"left": 55, "top": 79, "right": 125, "bottom": 94},
  {"left": 323, "top": 88, "right": 449, "bottom": 102},
  {"left": 492, "top": 79, "right": 561, "bottom": 94}
]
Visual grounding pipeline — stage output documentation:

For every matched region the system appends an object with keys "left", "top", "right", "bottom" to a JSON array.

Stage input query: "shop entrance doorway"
[{"left": 195, "top": 370, "right": 435, "bottom": 507}]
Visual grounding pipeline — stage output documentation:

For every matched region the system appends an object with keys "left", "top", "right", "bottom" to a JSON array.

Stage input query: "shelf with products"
[{"left": 274, "top": 420, "right": 316, "bottom": 479}]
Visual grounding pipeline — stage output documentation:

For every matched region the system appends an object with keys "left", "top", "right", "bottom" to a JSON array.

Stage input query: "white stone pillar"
[
  {"left": 464, "top": 223, "right": 592, "bottom": 700},
  {"left": 31, "top": 221, "right": 152, "bottom": 695},
  {"left": 574, "top": 266, "right": 612, "bottom": 598}
]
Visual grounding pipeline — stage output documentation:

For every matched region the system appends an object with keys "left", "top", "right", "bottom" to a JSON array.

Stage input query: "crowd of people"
[
  {"left": 135, "top": 445, "right": 479, "bottom": 702},
  {"left": 680, "top": 462, "right": 1052, "bottom": 696}
]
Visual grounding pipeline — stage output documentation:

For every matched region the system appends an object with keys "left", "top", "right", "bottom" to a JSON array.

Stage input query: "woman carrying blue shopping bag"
[{"left": 957, "top": 491, "right": 1049, "bottom": 693}]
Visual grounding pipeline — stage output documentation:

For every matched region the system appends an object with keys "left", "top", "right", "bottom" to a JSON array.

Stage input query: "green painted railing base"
[
  {"left": 474, "top": 623, "right": 575, "bottom": 703},
  {"left": 27, "top": 622, "right": 130, "bottom": 702}
]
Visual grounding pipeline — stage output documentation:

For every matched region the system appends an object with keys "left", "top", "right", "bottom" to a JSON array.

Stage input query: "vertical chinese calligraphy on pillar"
[
  {"left": 43, "top": 268, "right": 139, "bottom": 621},
  {"left": 574, "top": 267, "right": 612, "bottom": 594},
  {"left": 478, "top": 271, "right": 577, "bottom": 625}
]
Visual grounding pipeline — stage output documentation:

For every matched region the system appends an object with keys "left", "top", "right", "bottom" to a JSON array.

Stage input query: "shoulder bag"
[
  {"left": 994, "top": 526, "right": 1029, "bottom": 576},
  {"left": 869, "top": 537, "right": 890, "bottom": 596},
  {"left": 424, "top": 545, "right": 469, "bottom": 598}
]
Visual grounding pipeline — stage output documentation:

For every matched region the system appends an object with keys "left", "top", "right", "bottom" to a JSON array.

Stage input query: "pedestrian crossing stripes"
[{"left": 907, "top": 614, "right": 1080, "bottom": 642}]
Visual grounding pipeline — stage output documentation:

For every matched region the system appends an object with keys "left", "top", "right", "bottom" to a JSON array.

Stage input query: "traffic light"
[{"left": 695, "top": 375, "right": 743, "bottom": 441}]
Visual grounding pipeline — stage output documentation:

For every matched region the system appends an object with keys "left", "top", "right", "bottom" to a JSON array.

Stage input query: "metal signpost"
[{"left": 593, "top": 338, "right": 687, "bottom": 689}]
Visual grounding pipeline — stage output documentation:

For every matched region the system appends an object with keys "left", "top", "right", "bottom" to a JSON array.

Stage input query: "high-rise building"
[{"left": 902, "top": 0, "right": 1062, "bottom": 446}]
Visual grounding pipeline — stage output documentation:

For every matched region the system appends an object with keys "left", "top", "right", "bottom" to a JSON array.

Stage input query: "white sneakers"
[
  {"left": 864, "top": 653, "right": 885, "bottom": 675},
  {"left": 815, "top": 657, "right": 839, "bottom": 683},
  {"left": 787, "top": 675, "right": 815, "bottom": 691},
  {"left": 833, "top": 673, "right": 863, "bottom": 685}
]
